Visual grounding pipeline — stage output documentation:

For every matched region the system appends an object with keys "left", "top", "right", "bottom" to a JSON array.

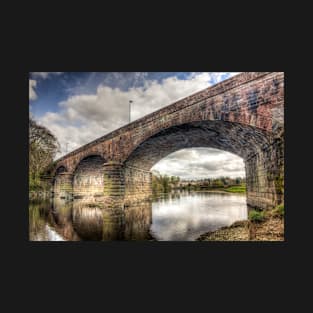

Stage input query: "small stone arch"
[
  {"left": 72, "top": 155, "right": 106, "bottom": 200},
  {"left": 53, "top": 165, "right": 72, "bottom": 199}
]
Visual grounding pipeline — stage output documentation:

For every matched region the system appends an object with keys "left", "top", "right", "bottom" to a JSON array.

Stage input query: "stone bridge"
[{"left": 52, "top": 72, "right": 284, "bottom": 210}]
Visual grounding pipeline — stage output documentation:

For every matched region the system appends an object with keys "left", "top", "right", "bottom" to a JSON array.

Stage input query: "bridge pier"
[
  {"left": 124, "top": 165, "right": 152, "bottom": 206},
  {"left": 246, "top": 135, "right": 284, "bottom": 210},
  {"left": 103, "top": 162, "right": 125, "bottom": 207},
  {"left": 102, "top": 163, "right": 152, "bottom": 207}
]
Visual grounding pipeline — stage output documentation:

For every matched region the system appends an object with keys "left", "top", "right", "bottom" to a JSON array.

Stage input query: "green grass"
[
  {"left": 249, "top": 209, "right": 266, "bottom": 222},
  {"left": 223, "top": 184, "right": 246, "bottom": 193}
]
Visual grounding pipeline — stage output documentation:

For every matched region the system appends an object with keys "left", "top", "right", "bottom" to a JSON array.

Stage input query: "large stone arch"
[
  {"left": 121, "top": 120, "right": 283, "bottom": 209},
  {"left": 124, "top": 120, "right": 273, "bottom": 169}
]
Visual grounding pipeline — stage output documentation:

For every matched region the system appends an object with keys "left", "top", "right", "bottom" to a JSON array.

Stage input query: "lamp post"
[{"left": 129, "top": 100, "right": 133, "bottom": 123}]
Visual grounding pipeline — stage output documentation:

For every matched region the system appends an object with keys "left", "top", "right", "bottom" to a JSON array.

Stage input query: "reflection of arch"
[
  {"left": 71, "top": 200, "right": 152, "bottom": 240},
  {"left": 73, "top": 155, "right": 106, "bottom": 200},
  {"left": 72, "top": 201, "right": 125, "bottom": 240}
]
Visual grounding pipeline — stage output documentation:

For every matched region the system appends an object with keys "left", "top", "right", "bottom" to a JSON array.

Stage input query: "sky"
[{"left": 29, "top": 72, "right": 245, "bottom": 180}]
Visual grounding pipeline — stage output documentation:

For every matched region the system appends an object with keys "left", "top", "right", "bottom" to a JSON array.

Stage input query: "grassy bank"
[
  {"left": 177, "top": 184, "right": 246, "bottom": 194},
  {"left": 197, "top": 204, "right": 284, "bottom": 241},
  {"left": 222, "top": 184, "right": 246, "bottom": 193}
]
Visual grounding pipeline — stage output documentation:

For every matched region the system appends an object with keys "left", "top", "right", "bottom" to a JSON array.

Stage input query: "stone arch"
[
  {"left": 53, "top": 165, "right": 72, "bottom": 199},
  {"left": 123, "top": 120, "right": 283, "bottom": 210},
  {"left": 55, "top": 165, "right": 68, "bottom": 174},
  {"left": 124, "top": 120, "right": 273, "bottom": 170},
  {"left": 72, "top": 155, "right": 106, "bottom": 200}
]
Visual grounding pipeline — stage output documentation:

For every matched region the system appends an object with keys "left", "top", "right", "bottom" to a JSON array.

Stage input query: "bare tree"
[{"left": 29, "top": 117, "right": 60, "bottom": 186}]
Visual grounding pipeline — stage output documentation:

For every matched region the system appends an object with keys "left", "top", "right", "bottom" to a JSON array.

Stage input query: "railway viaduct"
[{"left": 52, "top": 72, "right": 284, "bottom": 210}]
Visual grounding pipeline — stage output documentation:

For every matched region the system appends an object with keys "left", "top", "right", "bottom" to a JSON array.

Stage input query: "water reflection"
[
  {"left": 29, "top": 191, "right": 247, "bottom": 241},
  {"left": 72, "top": 203, "right": 125, "bottom": 240},
  {"left": 151, "top": 191, "right": 247, "bottom": 240}
]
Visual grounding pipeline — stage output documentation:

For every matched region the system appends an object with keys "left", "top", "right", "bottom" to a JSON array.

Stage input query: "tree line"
[
  {"left": 180, "top": 176, "right": 246, "bottom": 190},
  {"left": 152, "top": 171, "right": 245, "bottom": 194},
  {"left": 152, "top": 172, "right": 180, "bottom": 195}
]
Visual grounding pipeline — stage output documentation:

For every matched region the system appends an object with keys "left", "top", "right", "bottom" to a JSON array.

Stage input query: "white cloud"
[
  {"left": 29, "top": 79, "right": 37, "bottom": 101},
  {"left": 38, "top": 72, "right": 240, "bottom": 160},
  {"left": 31, "top": 72, "right": 63, "bottom": 79},
  {"left": 152, "top": 148, "right": 245, "bottom": 179}
]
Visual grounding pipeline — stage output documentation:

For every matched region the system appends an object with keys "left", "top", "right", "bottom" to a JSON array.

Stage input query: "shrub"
[
  {"left": 249, "top": 210, "right": 265, "bottom": 222},
  {"left": 273, "top": 204, "right": 284, "bottom": 217}
]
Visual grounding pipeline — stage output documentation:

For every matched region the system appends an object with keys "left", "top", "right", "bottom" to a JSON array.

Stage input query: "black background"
[{"left": 2, "top": 2, "right": 310, "bottom": 312}]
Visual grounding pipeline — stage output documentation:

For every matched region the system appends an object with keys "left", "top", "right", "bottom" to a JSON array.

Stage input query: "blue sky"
[
  {"left": 30, "top": 72, "right": 235, "bottom": 118},
  {"left": 29, "top": 72, "right": 245, "bottom": 179}
]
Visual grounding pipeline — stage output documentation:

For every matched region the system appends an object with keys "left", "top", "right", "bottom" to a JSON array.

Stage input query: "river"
[{"left": 29, "top": 191, "right": 247, "bottom": 241}]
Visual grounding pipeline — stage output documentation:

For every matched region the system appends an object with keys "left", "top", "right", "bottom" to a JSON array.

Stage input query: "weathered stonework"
[
  {"left": 245, "top": 134, "right": 284, "bottom": 209},
  {"left": 102, "top": 162, "right": 125, "bottom": 207},
  {"left": 53, "top": 171, "right": 73, "bottom": 200},
  {"left": 51, "top": 72, "right": 284, "bottom": 210},
  {"left": 124, "top": 166, "right": 152, "bottom": 205}
]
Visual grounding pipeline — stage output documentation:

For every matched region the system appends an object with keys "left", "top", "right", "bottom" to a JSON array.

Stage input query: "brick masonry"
[{"left": 51, "top": 72, "right": 284, "bottom": 210}]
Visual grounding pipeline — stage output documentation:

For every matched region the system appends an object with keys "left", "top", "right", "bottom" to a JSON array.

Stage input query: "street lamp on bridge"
[{"left": 129, "top": 100, "right": 133, "bottom": 123}]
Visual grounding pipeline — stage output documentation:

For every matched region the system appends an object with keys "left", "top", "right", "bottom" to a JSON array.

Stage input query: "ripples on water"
[{"left": 29, "top": 191, "right": 247, "bottom": 241}]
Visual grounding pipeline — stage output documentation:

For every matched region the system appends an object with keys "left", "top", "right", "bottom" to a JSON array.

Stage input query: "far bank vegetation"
[{"left": 152, "top": 171, "right": 246, "bottom": 194}]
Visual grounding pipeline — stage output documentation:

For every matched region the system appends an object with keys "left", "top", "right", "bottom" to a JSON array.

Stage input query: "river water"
[{"left": 29, "top": 191, "right": 247, "bottom": 241}]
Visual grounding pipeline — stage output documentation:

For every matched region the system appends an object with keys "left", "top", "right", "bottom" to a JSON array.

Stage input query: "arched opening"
[
  {"left": 73, "top": 155, "right": 105, "bottom": 200},
  {"left": 124, "top": 120, "right": 280, "bottom": 210},
  {"left": 148, "top": 147, "right": 247, "bottom": 240},
  {"left": 151, "top": 147, "right": 245, "bottom": 182},
  {"left": 55, "top": 166, "right": 67, "bottom": 174},
  {"left": 125, "top": 121, "right": 273, "bottom": 170}
]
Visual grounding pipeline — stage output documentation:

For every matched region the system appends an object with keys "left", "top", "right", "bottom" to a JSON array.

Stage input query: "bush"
[
  {"left": 249, "top": 210, "right": 265, "bottom": 223},
  {"left": 273, "top": 204, "right": 284, "bottom": 217}
]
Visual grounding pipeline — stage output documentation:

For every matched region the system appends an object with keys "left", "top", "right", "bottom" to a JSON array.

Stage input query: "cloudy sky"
[{"left": 29, "top": 72, "right": 245, "bottom": 179}]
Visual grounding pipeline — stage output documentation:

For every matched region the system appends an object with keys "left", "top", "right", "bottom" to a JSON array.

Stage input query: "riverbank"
[
  {"left": 193, "top": 190, "right": 245, "bottom": 195},
  {"left": 171, "top": 184, "right": 246, "bottom": 194},
  {"left": 197, "top": 205, "right": 284, "bottom": 241}
]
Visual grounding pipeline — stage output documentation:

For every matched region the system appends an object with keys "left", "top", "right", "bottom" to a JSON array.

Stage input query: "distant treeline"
[
  {"left": 152, "top": 172, "right": 245, "bottom": 194},
  {"left": 152, "top": 173, "right": 180, "bottom": 195},
  {"left": 180, "top": 176, "right": 246, "bottom": 190}
]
